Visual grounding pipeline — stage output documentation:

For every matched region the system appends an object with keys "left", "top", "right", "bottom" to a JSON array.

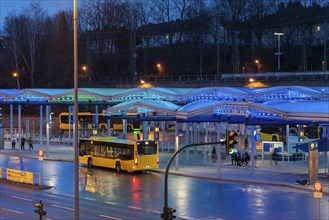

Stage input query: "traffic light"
[
  {"left": 161, "top": 207, "right": 176, "bottom": 220},
  {"left": 168, "top": 207, "right": 176, "bottom": 219},
  {"left": 34, "top": 200, "right": 46, "bottom": 219},
  {"left": 226, "top": 129, "right": 238, "bottom": 155}
]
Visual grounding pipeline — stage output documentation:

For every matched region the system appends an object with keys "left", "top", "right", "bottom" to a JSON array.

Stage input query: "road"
[{"left": 1, "top": 155, "right": 328, "bottom": 219}]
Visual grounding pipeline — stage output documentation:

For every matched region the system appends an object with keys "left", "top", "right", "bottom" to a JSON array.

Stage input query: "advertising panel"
[{"left": 6, "top": 168, "right": 34, "bottom": 185}]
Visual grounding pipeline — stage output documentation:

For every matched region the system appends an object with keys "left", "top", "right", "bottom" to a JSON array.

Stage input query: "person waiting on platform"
[
  {"left": 28, "top": 137, "right": 33, "bottom": 150},
  {"left": 271, "top": 149, "right": 278, "bottom": 165},
  {"left": 11, "top": 136, "right": 16, "bottom": 149},
  {"left": 21, "top": 136, "right": 26, "bottom": 150},
  {"left": 211, "top": 146, "right": 217, "bottom": 162}
]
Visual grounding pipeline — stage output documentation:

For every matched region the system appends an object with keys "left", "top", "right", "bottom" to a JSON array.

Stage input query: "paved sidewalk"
[{"left": 1, "top": 141, "right": 328, "bottom": 195}]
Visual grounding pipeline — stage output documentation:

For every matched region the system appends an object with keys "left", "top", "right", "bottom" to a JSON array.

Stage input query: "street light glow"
[
  {"left": 274, "top": 32, "right": 284, "bottom": 36},
  {"left": 12, "top": 72, "right": 20, "bottom": 89}
]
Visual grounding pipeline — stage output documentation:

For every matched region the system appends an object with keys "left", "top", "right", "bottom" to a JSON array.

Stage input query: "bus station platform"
[{"left": 0, "top": 141, "right": 328, "bottom": 195}]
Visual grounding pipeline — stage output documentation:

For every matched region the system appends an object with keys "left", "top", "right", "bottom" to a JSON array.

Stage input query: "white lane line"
[
  {"left": 128, "top": 206, "right": 142, "bottom": 210},
  {"left": 63, "top": 193, "right": 74, "bottom": 197},
  {"left": 84, "top": 197, "right": 96, "bottom": 201},
  {"left": 152, "top": 210, "right": 162, "bottom": 214},
  {"left": 51, "top": 204, "right": 74, "bottom": 211},
  {"left": 10, "top": 195, "right": 32, "bottom": 202},
  {"left": 179, "top": 216, "right": 195, "bottom": 220},
  {"left": 99, "top": 214, "right": 123, "bottom": 220},
  {"left": 105, "top": 201, "right": 117, "bottom": 205},
  {"left": 1, "top": 208, "right": 24, "bottom": 214}
]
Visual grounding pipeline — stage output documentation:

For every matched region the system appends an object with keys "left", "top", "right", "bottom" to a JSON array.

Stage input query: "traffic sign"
[
  {"left": 314, "top": 180, "right": 323, "bottom": 192},
  {"left": 275, "top": 52, "right": 283, "bottom": 55},
  {"left": 38, "top": 149, "right": 44, "bottom": 161},
  {"left": 314, "top": 191, "right": 322, "bottom": 199}
]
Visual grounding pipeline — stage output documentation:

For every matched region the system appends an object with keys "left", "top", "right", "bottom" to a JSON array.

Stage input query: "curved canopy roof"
[{"left": 1, "top": 86, "right": 328, "bottom": 124}]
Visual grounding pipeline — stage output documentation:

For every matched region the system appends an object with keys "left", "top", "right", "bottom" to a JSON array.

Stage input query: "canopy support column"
[
  {"left": 175, "top": 122, "right": 179, "bottom": 170},
  {"left": 216, "top": 122, "right": 222, "bottom": 177},
  {"left": 39, "top": 105, "right": 43, "bottom": 144},
  {"left": 185, "top": 123, "right": 190, "bottom": 162},
  {"left": 10, "top": 105, "right": 13, "bottom": 139},
  {"left": 18, "top": 105, "right": 21, "bottom": 151}
]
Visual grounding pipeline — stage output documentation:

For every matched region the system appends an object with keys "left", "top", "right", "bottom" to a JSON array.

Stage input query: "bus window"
[
  {"left": 86, "top": 144, "right": 93, "bottom": 155},
  {"left": 120, "top": 146, "right": 133, "bottom": 160},
  {"left": 94, "top": 145, "right": 101, "bottom": 157},
  {"left": 79, "top": 142, "right": 86, "bottom": 155}
]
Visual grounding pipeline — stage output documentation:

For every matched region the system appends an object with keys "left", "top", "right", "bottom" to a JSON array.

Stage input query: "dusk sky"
[{"left": 1, "top": 0, "right": 74, "bottom": 28}]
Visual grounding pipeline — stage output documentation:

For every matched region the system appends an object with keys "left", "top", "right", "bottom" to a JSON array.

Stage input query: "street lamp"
[
  {"left": 82, "top": 65, "right": 87, "bottom": 78},
  {"left": 13, "top": 72, "right": 20, "bottom": 89},
  {"left": 156, "top": 63, "right": 163, "bottom": 74},
  {"left": 274, "top": 32, "right": 284, "bottom": 71},
  {"left": 254, "top": 59, "right": 260, "bottom": 72}
]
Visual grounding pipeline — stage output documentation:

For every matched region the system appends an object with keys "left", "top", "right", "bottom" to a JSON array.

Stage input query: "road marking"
[
  {"left": 128, "top": 206, "right": 142, "bottom": 210},
  {"left": 51, "top": 204, "right": 74, "bottom": 211},
  {"left": 105, "top": 201, "right": 117, "bottom": 205},
  {"left": 84, "top": 197, "right": 96, "bottom": 201},
  {"left": 11, "top": 195, "right": 32, "bottom": 202},
  {"left": 63, "top": 193, "right": 74, "bottom": 197},
  {"left": 152, "top": 210, "right": 162, "bottom": 214},
  {"left": 1, "top": 208, "right": 24, "bottom": 214},
  {"left": 99, "top": 214, "right": 122, "bottom": 220},
  {"left": 179, "top": 216, "right": 195, "bottom": 220}
]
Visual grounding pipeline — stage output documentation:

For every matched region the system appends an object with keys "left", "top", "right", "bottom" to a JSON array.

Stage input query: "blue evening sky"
[{"left": 1, "top": 0, "right": 74, "bottom": 28}]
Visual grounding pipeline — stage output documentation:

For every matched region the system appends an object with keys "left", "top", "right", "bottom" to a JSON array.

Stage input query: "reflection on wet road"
[{"left": 1, "top": 155, "right": 328, "bottom": 219}]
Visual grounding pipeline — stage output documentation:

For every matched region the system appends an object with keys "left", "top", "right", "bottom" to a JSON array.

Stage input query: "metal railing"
[{"left": 89, "top": 71, "right": 329, "bottom": 85}]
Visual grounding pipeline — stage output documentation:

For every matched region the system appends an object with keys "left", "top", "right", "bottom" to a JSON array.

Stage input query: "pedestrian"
[
  {"left": 11, "top": 136, "right": 16, "bottom": 149},
  {"left": 211, "top": 146, "right": 217, "bottom": 162},
  {"left": 21, "top": 136, "right": 26, "bottom": 150},
  {"left": 231, "top": 151, "right": 237, "bottom": 165},
  {"left": 271, "top": 150, "right": 278, "bottom": 165},
  {"left": 28, "top": 137, "right": 33, "bottom": 150},
  {"left": 237, "top": 151, "right": 242, "bottom": 166},
  {"left": 244, "top": 151, "right": 250, "bottom": 165}
]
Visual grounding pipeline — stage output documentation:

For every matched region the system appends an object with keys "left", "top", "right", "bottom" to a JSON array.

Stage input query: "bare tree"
[
  {"left": 21, "top": 2, "right": 47, "bottom": 87},
  {"left": 212, "top": 0, "right": 247, "bottom": 72},
  {"left": 3, "top": 12, "right": 23, "bottom": 87}
]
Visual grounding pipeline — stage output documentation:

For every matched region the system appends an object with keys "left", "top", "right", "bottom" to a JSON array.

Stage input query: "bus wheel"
[
  {"left": 116, "top": 162, "right": 121, "bottom": 172},
  {"left": 88, "top": 158, "right": 93, "bottom": 168},
  {"left": 272, "top": 136, "right": 278, "bottom": 141}
]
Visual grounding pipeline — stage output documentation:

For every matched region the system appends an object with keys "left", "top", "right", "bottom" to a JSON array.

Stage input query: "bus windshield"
[{"left": 137, "top": 142, "right": 157, "bottom": 155}]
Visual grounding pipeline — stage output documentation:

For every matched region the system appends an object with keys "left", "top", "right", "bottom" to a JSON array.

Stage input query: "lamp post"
[
  {"left": 13, "top": 72, "right": 20, "bottom": 89},
  {"left": 274, "top": 32, "right": 284, "bottom": 71},
  {"left": 73, "top": 0, "right": 79, "bottom": 219}
]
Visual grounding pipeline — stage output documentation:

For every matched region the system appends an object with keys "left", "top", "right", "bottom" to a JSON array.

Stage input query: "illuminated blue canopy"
[{"left": 0, "top": 86, "right": 328, "bottom": 124}]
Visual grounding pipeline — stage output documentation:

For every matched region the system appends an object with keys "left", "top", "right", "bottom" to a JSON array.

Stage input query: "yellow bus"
[
  {"left": 79, "top": 137, "right": 159, "bottom": 172},
  {"left": 58, "top": 112, "right": 135, "bottom": 131}
]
